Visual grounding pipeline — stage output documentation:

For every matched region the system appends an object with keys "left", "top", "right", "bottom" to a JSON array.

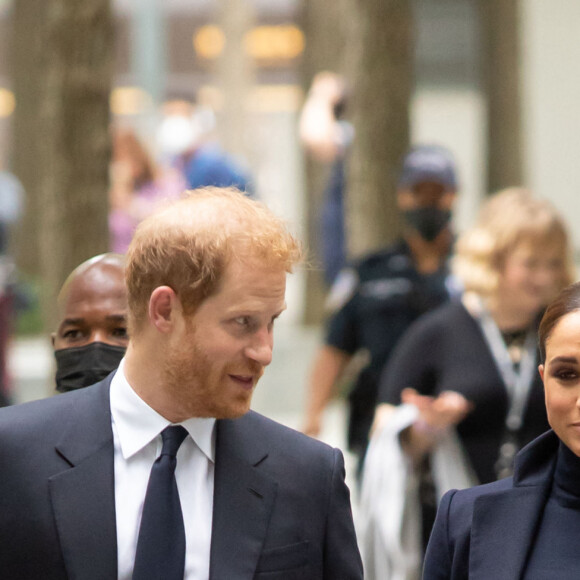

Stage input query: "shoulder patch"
[{"left": 325, "top": 268, "right": 358, "bottom": 313}]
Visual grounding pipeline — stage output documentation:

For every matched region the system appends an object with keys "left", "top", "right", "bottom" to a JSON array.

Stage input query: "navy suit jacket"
[
  {"left": 423, "top": 430, "right": 559, "bottom": 580},
  {"left": 0, "top": 375, "right": 362, "bottom": 579}
]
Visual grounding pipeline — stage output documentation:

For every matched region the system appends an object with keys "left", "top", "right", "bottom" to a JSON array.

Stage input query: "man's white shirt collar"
[{"left": 110, "top": 358, "right": 216, "bottom": 462}]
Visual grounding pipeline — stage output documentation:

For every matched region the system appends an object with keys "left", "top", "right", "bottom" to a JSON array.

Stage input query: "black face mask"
[
  {"left": 54, "top": 342, "right": 126, "bottom": 393},
  {"left": 403, "top": 207, "right": 451, "bottom": 242}
]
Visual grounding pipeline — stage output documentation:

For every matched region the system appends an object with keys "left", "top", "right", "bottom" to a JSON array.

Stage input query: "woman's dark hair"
[{"left": 539, "top": 281, "right": 580, "bottom": 362}]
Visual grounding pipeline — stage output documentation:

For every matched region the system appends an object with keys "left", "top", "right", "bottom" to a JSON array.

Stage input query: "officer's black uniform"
[{"left": 325, "top": 239, "right": 456, "bottom": 458}]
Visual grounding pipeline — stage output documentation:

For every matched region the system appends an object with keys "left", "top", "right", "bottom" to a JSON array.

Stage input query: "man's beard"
[{"left": 162, "top": 330, "right": 263, "bottom": 419}]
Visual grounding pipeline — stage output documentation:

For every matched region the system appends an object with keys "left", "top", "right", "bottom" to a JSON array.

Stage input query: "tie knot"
[{"left": 160, "top": 425, "right": 188, "bottom": 458}]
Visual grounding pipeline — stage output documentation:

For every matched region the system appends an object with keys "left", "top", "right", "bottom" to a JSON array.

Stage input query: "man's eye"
[
  {"left": 62, "top": 329, "right": 83, "bottom": 340},
  {"left": 235, "top": 317, "right": 250, "bottom": 327},
  {"left": 112, "top": 327, "right": 128, "bottom": 338}
]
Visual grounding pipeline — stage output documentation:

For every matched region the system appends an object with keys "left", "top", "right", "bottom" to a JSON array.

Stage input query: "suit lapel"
[
  {"left": 467, "top": 432, "right": 558, "bottom": 580},
  {"left": 209, "top": 414, "right": 277, "bottom": 580},
  {"left": 468, "top": 486, "right": 548, "bottom": 580},
  {"left": 49, "top": 378, "right": 118, "bottom": 580}
]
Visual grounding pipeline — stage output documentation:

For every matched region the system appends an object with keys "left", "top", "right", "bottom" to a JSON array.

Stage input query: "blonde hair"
[
  {"left": 453, "top": 187, "right": 574, "bottom": 295},
  {"left": 126, "top": 187, "right": 302, "bottom": 333}
]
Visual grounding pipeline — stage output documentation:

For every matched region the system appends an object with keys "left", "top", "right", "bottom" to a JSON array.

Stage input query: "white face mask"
[{"left": 157, "top": 115, "right": 197, "bottom": 156}]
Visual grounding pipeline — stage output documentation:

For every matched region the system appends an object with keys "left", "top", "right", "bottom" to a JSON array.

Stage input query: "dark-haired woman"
[{"left": 423, "top": 280, "right": 580, "bottom": 579}]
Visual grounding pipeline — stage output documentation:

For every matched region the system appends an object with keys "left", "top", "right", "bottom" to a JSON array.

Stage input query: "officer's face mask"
[
  {"left": 54, "top": 342, "right": 126, "bottom": 393},
  {"left": 403, "top": 207, "right": 451, "bottom": 242}
]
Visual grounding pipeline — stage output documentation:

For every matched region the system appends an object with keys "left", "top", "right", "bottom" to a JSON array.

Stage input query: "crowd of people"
[
  {"left": 303, "top": 144, "right": 460, "bottom": 476},
  {"left": 299, "top": 69, "right": 580, "bottom": 577},
  {"left": 0, "top": 79, "right": 578, "bottom": 579}
]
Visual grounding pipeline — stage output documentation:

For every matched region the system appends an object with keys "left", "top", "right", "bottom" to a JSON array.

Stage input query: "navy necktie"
[{"left": 133, "top": 425, "right": 188, "bottom": 580}]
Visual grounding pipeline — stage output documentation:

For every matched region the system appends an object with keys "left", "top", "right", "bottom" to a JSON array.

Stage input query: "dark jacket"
[
  {"left": 423, "top": 430, "right": 558, "bottom": 580},
  {"left": 0, "top": 374, "right": 362, "bottom": 579}
]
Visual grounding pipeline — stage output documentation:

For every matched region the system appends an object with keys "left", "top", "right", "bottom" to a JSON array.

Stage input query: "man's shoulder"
[
  {"left": 0, "top": 381, "right": 108, "bottom": 438},
  {"left": 224, "top": 410, "right": 340, "bottom": 464},
  {"left": 324, "top": 241, "right": 411, "bottom": 311},
  {"left": 236, "top": 411, "right": 335, "bottom": 446}
]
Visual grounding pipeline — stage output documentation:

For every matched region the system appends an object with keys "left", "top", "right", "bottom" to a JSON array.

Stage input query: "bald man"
[{"left": 52, "top": 253, "right": 128, "bottom": 393}]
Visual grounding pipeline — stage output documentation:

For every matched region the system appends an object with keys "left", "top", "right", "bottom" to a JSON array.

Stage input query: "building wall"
[{"left": 521, "top": 0, "right": 580, "bottom": 257}]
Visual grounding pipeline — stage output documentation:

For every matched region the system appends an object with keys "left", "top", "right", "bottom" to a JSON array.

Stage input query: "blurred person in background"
[
  {"left": 299, "top": 71, "right": 353, "bottom": 285},
  {"left": 363, "top": 188, "right": 574, "bottom": 578},
  {"left": 424, "top": 281, "right": 580, "bottom": 580},
  {"left": 108, "top": 126, "right": 185, "bottom": 253},
  {"left": 53, "top": 253, "right": 128, "bottom": 393},
  {"left": 157, "top": 98, "right": 253, "bottom": 195},
  {"left": 0, "top": 166, "right": 25, "bottom": 406},
  {"left": 303, "top": 145, "right": 460, "bottom": 470}
]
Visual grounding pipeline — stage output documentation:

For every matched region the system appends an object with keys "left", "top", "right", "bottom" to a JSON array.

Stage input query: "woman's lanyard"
[{"left": 466, "top": 294, "right": 537, "bottom": 432}]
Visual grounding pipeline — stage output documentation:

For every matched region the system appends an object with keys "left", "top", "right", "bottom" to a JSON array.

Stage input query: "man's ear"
[
  {"left": 148, "top": 286, "right": 179, "bottom": 333},
  {"left": 50, "top": 332, "right": 56, "bottom": 348},
  {"left": 538, "top": 364, "right": 545, "bottom": 382}
]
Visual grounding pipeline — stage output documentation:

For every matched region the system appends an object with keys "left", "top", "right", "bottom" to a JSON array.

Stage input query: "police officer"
[{"left": 303, "top": 145, "right": 460, "bottom": 465}]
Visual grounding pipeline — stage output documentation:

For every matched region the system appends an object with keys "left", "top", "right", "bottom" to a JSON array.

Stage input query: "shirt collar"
[{"left": 110, "top": 358, "right": 216, "bottom": 463}]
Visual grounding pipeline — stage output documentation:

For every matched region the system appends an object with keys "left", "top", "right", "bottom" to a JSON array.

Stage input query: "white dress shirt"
[{"left": 110, "top": 359, "right": 216, "bottom": 580}]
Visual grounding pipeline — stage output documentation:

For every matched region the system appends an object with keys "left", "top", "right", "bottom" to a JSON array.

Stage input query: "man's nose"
[
  {"left": 245, "top": 328, "right": 274, "bottom": 367},
  {"left": 90, "top": 329, "right": 109, "bottom": 344}
]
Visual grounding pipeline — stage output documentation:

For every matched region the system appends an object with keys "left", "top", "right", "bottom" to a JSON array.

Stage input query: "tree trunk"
[
  {"left": 215, "top": 0, "right": 256, "bottom": 161},
  {"left": 479, "top": 0, "right": 522, "bottom": 193},
  {"left": 11, "top": 0, "right": 49, "bottom": 277},
  {"left": 12, "top": 0, "right": 114, "bottom": 330},
  {"left": 345, "top": 0, "right": 413, "bottom": 258}
]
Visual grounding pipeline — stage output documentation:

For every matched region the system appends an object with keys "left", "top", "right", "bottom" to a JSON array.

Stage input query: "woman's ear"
[
  {"left": 538, "top": 364, "right": 545, "bottom": 382},
  {"left": 148, "top": 286, "right": 178, "bottom": 333}
]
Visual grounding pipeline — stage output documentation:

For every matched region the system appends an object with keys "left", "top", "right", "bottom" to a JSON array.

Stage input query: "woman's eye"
[
  {"left": 234, "top": 317, "right": 251, "bottom": 327},
  {"left": 554, "top": 369, "right": 578, "bottom": 381}
]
